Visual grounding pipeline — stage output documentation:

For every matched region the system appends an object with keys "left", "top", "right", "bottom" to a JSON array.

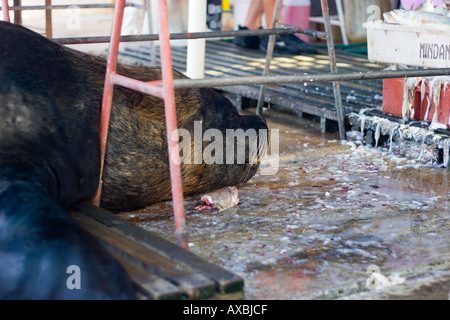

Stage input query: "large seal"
[{"left": 0, "top": 21, "right": 268, "bottom": 299}]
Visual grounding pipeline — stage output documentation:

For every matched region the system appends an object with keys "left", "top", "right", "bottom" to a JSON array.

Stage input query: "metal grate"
[{"left": 120, "top": 41, "right": 386, "bottom": 127}]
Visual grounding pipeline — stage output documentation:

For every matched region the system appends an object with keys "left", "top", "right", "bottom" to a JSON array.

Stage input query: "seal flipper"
[{"left": 0, "top": 179, "right": 136, "bottom": 300}]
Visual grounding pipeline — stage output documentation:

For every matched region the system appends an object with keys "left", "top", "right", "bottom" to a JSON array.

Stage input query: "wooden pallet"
[{"left": 69, "top": 202, "right": 244, "bottom": 300}]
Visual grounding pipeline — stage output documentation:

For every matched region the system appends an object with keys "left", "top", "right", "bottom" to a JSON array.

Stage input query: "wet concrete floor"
[{"left": 118, "top": 109, "right": 450, "bottom": 300}]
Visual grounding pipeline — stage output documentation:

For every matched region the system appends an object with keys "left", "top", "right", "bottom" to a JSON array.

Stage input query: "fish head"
[
  {"left": 390, "top": 9, "right": 413, "bottom": 23},
  {"left": 199, "top": 186, "right": 239, "bottom": 210},
  {"left": 383, "top": 9, "right": 411, "bottom": 24}
]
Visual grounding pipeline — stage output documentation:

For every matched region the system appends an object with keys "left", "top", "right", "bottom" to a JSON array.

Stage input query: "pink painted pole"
[
  {"left": 2, "top": 0, "right": 10, "bottom": 22},
  {"left": 158, "top": 0, "right": 188, "bottom": 249},
  {"left": 94, "top": 0, "right": 126, "bottom": 206}
]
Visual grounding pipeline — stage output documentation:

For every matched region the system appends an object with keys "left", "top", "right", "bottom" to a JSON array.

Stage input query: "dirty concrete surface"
[
  {"left": 15, "top": 1, "right": 449, "bottom": 300},
  {"left": 118, "top": 109, "right": 450, "bottom": 300}
]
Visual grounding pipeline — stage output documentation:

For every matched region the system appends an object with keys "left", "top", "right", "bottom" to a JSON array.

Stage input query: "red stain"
[{"left": 305, "top": 260, "right": 314, "bottom": 270}]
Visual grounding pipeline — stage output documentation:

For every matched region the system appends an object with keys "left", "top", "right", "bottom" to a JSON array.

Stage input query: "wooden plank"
[
  {"left": 108, "top": 251, "right": 184, "bottom": 300},
  {"left": 70, "top": 207, "right": 217, "bottom": 299},
  {"left": 74, "top": 202, "right": 244, "bottom": 295}
]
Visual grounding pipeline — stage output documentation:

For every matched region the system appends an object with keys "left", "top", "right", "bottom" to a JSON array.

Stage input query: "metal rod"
[
  {"left": 157, "top": 0, "right": 188, "bottom": 250},
  {"left": 94, "top": 0, "right": 127, "bottom": 206},
  {"left": 54, "top": 27, "right": 327, "bottom": 44},
  {"left": 256, "top": 0, "right": 283, "bottom": 116},
  {"left": 45, "top": 0, "right": 52, "bottom": 38},
  {"left": 276, "top": 23, "right": 326, "bottom": 39},
  {"left": 170, "top": 68, "right": 450, "bottom": 89},
  {"left": 1, "top": 0, "right": 10, "bottom": 21},
  {"left": 321, "top": 0, "right": 345, "bottom": 140},
  {"left": 13, "top": 0, "right": 21, "bottom": 24}
]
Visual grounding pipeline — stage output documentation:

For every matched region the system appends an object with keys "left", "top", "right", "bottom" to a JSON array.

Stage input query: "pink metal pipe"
[
  {"left": 112, "top": 73, "right": 164, "bottom": 99},
  {"left": 157, "top": 0, "right": 188, "bottom": 249},
  {"left": 93, "top": 0, "right": 126, "bottom": 205},
  {"left": 2, "top": 0, "right": 10, "bottom": 22}
]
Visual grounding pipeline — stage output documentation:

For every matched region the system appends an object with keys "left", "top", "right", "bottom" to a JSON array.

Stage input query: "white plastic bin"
[{"left": 365, "top": 21, "right": 450, "bottom": 68}]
